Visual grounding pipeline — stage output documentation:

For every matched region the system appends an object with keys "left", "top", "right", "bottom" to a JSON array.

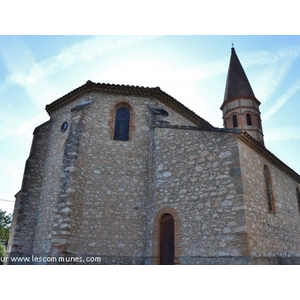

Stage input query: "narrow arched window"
[
  {"left": 246, "top": 113, "right": 252, "bottom": 126},
  {"left": 264, "top": 165, "right": 275, "bottom": 213},
  {"left": 232, "top": 115, "right": 238, "bottom": 128},
  {"left": 297, "top": 188, "right": 300, "bottom": 214},
  {"left": 114, "top": 107, "right": 130, "bottom": 141}
]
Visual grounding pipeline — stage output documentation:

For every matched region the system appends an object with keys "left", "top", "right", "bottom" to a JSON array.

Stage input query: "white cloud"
[
  {"left": 242, "top": 45, "right": 300, "bottom": 69},
  {"left": 242, "top": 50, "right": 279, "bottom": 67},
  {"left": 0, "top": 38, "right": 35, "bottom": 78},
  {"left": 1, "top": 35, "right": 163, "bottom": 114},
  {"left": 5, "top": 35, "right": 160, "bottom": 87},
  {"left": 253, "top": 60, "right": 293, "bottom": 102},
  {"left": 263, "top": 78, "right": 300, "bottom": 122},
  {"left": 0, "top": 113, "right": 45, "bottom": 140},
  {"left": 264, "top": 126, "right": 300, "bottom": 142},
  {"left": 239, "top": 45, "right": 300, "bottom": 105},
  {"left": 183, "top": 58, "right": 229, "bottom": 81}
]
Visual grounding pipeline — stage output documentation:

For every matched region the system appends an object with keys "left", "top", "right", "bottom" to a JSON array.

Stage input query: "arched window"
[
  {"left": 232, "top": 115, "right": 238, "bottom": 128},
  {"left": 246, "top": 113, "right": 252, "bottom": 126},
  {"left": 264, "top": 165, "right": 275, "bottom": 213},
  {"left": 114, "top": 106, "right": 130, "bottom": 141},
  {"left": 297, "top": 188, "right": 300, "bottom": 214}
]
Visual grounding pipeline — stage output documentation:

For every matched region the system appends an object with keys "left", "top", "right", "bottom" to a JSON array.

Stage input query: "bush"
[
  {"left": 0, "top": 209, "right": 12, "bottom": 246},
  {"left": 0, "top": 243, "right": 6, "bottom": 265},
  {"left": 0, "top": 209, "right": 12, "bottom": 264}
]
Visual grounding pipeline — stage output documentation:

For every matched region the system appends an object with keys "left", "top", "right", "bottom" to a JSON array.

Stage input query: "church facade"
[{"left": 7, "top": 48, "right": 300, "bottom": 264}]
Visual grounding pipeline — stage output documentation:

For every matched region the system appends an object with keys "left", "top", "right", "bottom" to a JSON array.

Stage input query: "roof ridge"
[{"left": 45, "top": 81, "right": 213, "bottom": 128}]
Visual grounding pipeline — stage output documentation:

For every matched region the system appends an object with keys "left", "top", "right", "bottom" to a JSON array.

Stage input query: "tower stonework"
[
  {"left": 221, "top": 47, "right": 264, "bottom": 144},
  {"left": 6, "top": 51, "right": 300, "bottom": 265}
]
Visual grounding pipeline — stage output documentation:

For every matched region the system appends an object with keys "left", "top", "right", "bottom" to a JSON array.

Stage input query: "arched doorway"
[{"left": 160, "top": 214, "right": 174, "bottom": 265}]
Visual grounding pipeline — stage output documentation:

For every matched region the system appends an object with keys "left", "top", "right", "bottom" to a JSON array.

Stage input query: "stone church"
[{"left": 6, "top": 47, "right": 300, "bottom": 264}]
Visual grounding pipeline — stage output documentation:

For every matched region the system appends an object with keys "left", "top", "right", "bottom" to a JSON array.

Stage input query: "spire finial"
[{"left": 231, "top": 41, "right": 235, "bottom": 53}]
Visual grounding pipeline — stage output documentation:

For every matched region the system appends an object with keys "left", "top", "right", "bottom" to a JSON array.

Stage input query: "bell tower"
[{"left": 221, "top": 46, "right": 264, "bottom": 145}]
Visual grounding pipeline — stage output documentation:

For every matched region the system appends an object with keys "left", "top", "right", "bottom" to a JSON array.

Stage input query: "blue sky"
[{"left": 1, "top": 35, "right": 300, "bottom": 213}]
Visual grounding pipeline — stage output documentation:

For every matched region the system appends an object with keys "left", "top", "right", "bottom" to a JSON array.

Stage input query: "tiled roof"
[
  {"left": 45, "top": 80, "right": 213, "bottom": 128},
  {"left": 221, "top": 47, "right": 260, "bottom": 110}
]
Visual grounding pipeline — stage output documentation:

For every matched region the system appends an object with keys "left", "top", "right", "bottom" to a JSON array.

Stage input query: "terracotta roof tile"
[{"left": 46, "top": 80, "right": 213, "bottom": 128}]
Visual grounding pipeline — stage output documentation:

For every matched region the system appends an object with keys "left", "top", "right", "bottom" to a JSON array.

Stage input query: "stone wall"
[
  {"left": 148, "top": 125, "right": 250, "bottom": 264},
  {"left": 238, "top": 139, "right": 300, "bottom": 260},
  {"left": 32, "top": 116, "right": 69, "bottom": 257},
  {"left": 66, "top": 92, "right": 196, "bottom": 263},
  {"left": 8, "top": 88, "right": 300, "bottom": 264},
  {"left": 8, "top": 90, "right": 198, "bottom": 264},
  {"left": 7, "top": 120, "right": 51, "bottom": 259}
]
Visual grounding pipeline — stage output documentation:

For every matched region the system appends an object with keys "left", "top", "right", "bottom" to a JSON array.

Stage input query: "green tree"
[
  {"left": 0, "top": 209, "right": 12, "bottom": 245},
  {"left": 0, "top": 209, "right": 12, "bottom": 263},
  {"left": 0, "top": 243, "right": 6, "bottom": 263}
]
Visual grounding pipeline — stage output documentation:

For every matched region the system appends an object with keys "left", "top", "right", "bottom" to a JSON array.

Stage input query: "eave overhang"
[
  {"left": 46, "top": 80, "right": 213, "bottom": 129},
  {"left": 237, "top": 132, "right": 300, "bottom": 183}
]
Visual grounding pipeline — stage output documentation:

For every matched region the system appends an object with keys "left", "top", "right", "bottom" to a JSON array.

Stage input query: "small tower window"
[
  {"left": 264, "top": 165, "right": 275, "bottom": 213},
  {"left": 246, "top": 113, "right": 252, "bottom": 126},
  {"left": 232, "top": 115, "right": 238, "bottom": 128},
  {"left": 297, "top": 188, "right": 300, "bottom": 214},
  {"left": 114, "top": 107, "right": 130, "bottom": 141}
]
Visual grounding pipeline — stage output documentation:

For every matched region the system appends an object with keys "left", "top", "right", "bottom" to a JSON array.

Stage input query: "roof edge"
[
  {"left": 237, "top": 132, "right": 300, "bottom": 183},
  {"left": 220, "top": 95, "right": 261, "bottom": 110},
  {"left": 45, "top": 80, "right": 213, "bottom": 128}
]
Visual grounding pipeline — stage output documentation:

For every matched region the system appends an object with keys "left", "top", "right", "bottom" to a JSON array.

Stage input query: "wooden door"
[{"left": 160, "top": 214, "right": 174, "bottom": 265}]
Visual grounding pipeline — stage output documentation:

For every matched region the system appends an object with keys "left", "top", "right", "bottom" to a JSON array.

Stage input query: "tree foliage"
[
  {"left": 0, "top": 243, "right": 6, "bottom": 261},
  {"left": 0, "top": 209, "right": 12, "bottom": 246},
  {"left": 0, "top": 209, "right": 12, "bottom": 264}
]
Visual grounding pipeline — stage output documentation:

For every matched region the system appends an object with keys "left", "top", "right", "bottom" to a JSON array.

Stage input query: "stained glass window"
[{"left": 114, "top": 107, "right": 130, "bottom": 141}]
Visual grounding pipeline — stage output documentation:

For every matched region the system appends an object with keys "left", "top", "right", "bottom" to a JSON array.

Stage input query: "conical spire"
[
  {"left": 222, "top": 47, "right": 259, "bottom": 108},
  {"left": 220, "top": 46, "right": 264, "bottom": 145}
]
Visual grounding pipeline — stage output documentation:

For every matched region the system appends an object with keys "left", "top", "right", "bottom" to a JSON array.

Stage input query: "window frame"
[
  {"left": 264, "top": 165, "right": 275, "bottom": 213},
  {"left": 113, "top": 106, "right": 131, "bottom": 141},
  {"left": 232, "top": 115, "right": 238, "bottom": 128},
  {"left": 109, "top": 102, "right": 135, "bottom": 141},
  {"left": 246, "top": 113, "right": 252, "bottom": 126},
  {"left": 297, "top": 188, "right": 300, "bottom": 215}
]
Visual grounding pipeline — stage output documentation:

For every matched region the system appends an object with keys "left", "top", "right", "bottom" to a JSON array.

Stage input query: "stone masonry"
[
  {"left": 6, "top": 76, "right": 300, "bottom": 264},
  {"left": 149, "top": 125, "right": 250, "bottom": 264}
]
